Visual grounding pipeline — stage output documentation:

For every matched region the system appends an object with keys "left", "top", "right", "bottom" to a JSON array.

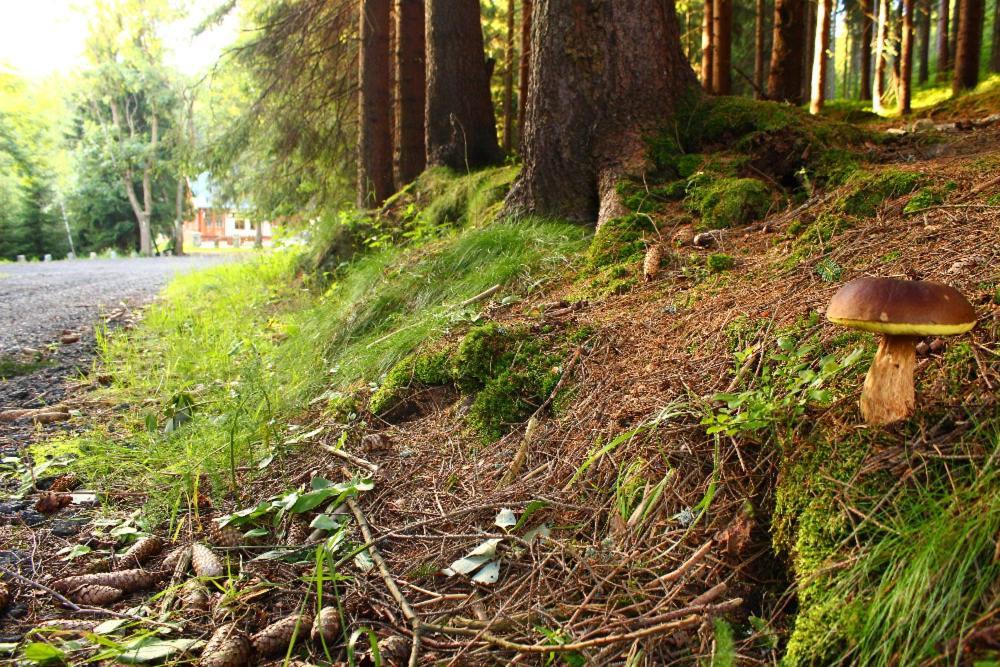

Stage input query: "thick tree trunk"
[
  {"left": 874, "top": 0, "right": 889, "bottom": 111},
  {"left": 993, "top": 0, "right": 1000, "bottom": 72},
  {"left": 755, "top": 0, "right": 767, "bottom": 97},
  {"left": 802, "top": 0, "right": 816, "bottom": 101},
  {"left": 937, "top": 0, "right": 951, "bottom": 77},
  {"left": 768, "top": 0, "right": 806, "bottom": 101},
  {"left": 917, "top": 0, "right": 930, "bottom": 83},
  {"left": 861, "top": 0, "right": 874, "bottom": 99},
  {"left": 502, "top": 0, "right": 516, "bottom": 153},
  {"left": 713, "top": 0, "right": 733, "bottom": 93},
  {"left": 425, "top": 0, "right": 502, "bottom": 169},
  {"left": 518, "top": 0, "right": 532, "bottom": 146},
  {"left": 950, "top": 0, "right": 960, "bottom": 61},
  {"left": 952, "top": 0, "right": 984, "bottom": 92},
  {"left": 358, "top": 0, "right": 394, "bottom": 208},
  {"left": 504, "top": 0, "right": 698, "bottom": 225},
  {"left": 396, "top": 0, "right": 426, "bottom": 186},
  {"left": 810, "top": 0, "right": 832, "bottom": 112},
  {"left": 174, "top": 176, "right": 184, "bottom": 256},
  {"left": 899, "top": 0, "right": 914, "bottom": 113},
  {"left": 702, "top": 0, "right": 716, "bottom": 90}
]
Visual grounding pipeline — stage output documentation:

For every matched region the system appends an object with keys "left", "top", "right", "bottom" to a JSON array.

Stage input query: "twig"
[
  {"left": 157, "top": 546, "right": 192, "bottom": 621},
  {"left": 643, "top": 540, "right": 713, "bottom": 589},
  {"left": 458, "top": 284, "right": 501, "bottom": 308},
  {"left": 320, "top": 443, "right": 379, "bottom": 473},
  {"left": 906, "top": 204, "right": 1000, "bottom": 214},
  {"left": 346, "top": 497, "right": 421, "bottom": 667}
]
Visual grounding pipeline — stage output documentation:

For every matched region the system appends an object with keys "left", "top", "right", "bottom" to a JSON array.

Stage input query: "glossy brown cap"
[{"left": 826, "top": 277, "right": 976, "bottom": 335}]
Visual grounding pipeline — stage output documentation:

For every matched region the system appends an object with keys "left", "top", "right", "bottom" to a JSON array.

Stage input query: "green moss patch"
[
  {"left": 839, "top": 169, "right": 924, "bottom": 217},
  {"left": 684, "top": 176, "right": 771, "bottom": 229},
  {"left": 587, "top": 214, "right": 655, "bottom": 269}
]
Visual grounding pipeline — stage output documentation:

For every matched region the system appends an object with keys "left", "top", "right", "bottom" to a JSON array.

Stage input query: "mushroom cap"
[{"left": 827, "top": 277, "right": 976, "bottom": 335}]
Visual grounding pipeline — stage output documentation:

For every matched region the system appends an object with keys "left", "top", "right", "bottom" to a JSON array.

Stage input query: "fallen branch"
[
  {"left": 644, "top": 540, "right": 713, "bottom": 589},
  {"left": 320, "top": 443, "right": 379, "bottom": 474},
  {"left": 458, "top": 284, "right": 500, "bottom": 308},
  {"left": 157, "top": 546, "right": 192, "bottom": 621}
]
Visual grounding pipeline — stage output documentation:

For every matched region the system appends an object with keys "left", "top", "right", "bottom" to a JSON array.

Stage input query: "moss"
[
  {"left": 707, "top": 253, "right": 735, "bottom": 272},
  {"left": 903, "top": 186, "right": 945, "bottom": 214},
  {"left": 813, "top": 148, "right": 861, "bottom": 186},
  {"left": 587, "top": 214, "right": 654, "bottom": 269},
  {"left": 619, "top": 179, "right": 690, "bottom": 213},
  {"left": 684, "top": 176, "right": 771, "bottom": 230},
  {"left": 785, "top": 213, "right": 851, "bottom": 267},
  {"left": 369, "top": 348, "right": 453, "bottom": 415},
  {"left": 840, "top": 169, "right": 924, "bottom": 217},
  {"left": 325, "top": 392, "right": 359, "bottom": 422}
]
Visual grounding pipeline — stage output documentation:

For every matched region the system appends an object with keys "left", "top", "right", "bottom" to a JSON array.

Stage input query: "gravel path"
[{"left": 0, "top": 255, "right": 230, "bottom": 352}]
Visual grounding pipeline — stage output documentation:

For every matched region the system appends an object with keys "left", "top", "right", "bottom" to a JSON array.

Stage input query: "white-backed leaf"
[
  {"left": 470, "top": 560, "right": 500, "bottom": 584},
  {"left": 494, "top": 508, "right": 517, "bottom": 529}
]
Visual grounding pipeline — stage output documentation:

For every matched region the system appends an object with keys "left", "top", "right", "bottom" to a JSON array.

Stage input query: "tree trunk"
[
  {"left": 952, "top": 0, "right": 984, "bottom": 92},
  {"left": 755, "top": 0, "right": 767, "bottom": 97},
  {"left": 425, "top": 0, "right": 502, "bottom": 170},
  {"left": 917, "top": 0, "right": 930, "bottom": 82},
  {"left": 255, "top": 220, "right": 263, "bottom": 248},
  {"left": 396, "top": 0, "right": 426, "bottom": 185},
  {"left": 702, "top": 0, "right": 715, "bottom": 91},
  {"left": 861, "top": 0, "right": 874, "bottom": 99},
  {"left": 518, "top": 0, "right": 532, "bottom": 147},
  {"left": 502, "top": 0, "right": 516, "bottom": 153},
  {"left": 174, "top": 176, "right": 184, "bottom": 256},
  {"left": 802, "top": 0, "right": 816, "bottom": 102},
  {"left": 950, "top": 0, "right": 960, "bottom": 62},
  {"left": 713, "top": 0, "right": 733, "bottom": 93},
  {"left": 992, "top": 0, "right": 1000, "bottom": 72},
  {"left": 768, "top": 0, "right": 806, "bottom": 101},
  {"left": 937, "top": 0, "right": 951, "bottom": 77},
  {"left": 504, "top": 0, "right": 698, "bottom": 225},
  {"left": 874, "top": 0, "right": 889, "bottom": 111},
  {"left": 899, "top": 0, "right": 914, "bottom": 113},
  {"left": 810, "top": 0, "right": 832, "bottom": 112},
  {"left": 358, "top": 0, "right": 394, "bottom": 208}
]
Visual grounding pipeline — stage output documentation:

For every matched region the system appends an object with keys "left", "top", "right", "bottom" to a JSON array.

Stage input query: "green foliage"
[
  {"left": 903, "top": 182, "right": 955, "bottom": 214},
  {"left": 369, "top": 349, "right": 452, "bottom": 415},
  {"left": 684, "top": 176, "right": 771, "bottom": 229},
  {"left": 587, "top": 214, "right": 654, "bottom": 269},
  {"left": 839, "top": 170, "right": 924, "bottom": 217},
  {"left": 706, "top": 253, "right": 735, "bottom": 273}
]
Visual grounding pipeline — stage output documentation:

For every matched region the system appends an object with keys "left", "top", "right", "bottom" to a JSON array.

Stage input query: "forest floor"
[{"left": 0, "top": 91, "right": 998, "bottom": 666}]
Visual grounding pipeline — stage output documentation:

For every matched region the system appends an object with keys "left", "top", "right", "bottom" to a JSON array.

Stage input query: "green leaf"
[
  {"left": 22, "top": 642, "right": 65, "bottom": 664},
  {"left": 116, "top": 638, "right": 204, "bottom": 664},
  {"left": 58, "top": 543, "right": 92, "bottom": 560},
  {"left": 309, "top": 514, "right": 341, "bottom": 531},
  {"left": 243, "top": 528, "right": 268, "bottom": 538}
]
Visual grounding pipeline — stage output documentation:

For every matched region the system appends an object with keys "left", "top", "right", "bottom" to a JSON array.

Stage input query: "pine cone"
[
  {"left": 310, "top": 607, "right": 340, "bottom": 645},
  {"left": 0, "top": 581, "right": 8, "bottom": 612},
  {"left": 284, "top": 518, "right": 310, "bottom": 546},
  {"left": 378, "top": 635, "right": 410, "bottom": 666},
  {"left": 48, "top": 473, "right": 81, "bottom": 492},
  {"left": 206, "top": 522, "right": 244, "bottom": 548},
  {"left": 211, "top": 594, "right": 237, "bottom": 625},
  {"left": 179, "top": 579, "right": 210, "bottom": 611},
  {"left": 116, "top": 536, "right": 164, "bottom": 569},
  {"left": 67, "top": 584, "right": 123, "bottom": 606},
  {"left": 199, "top": 624, "right": 251, "bottom": 667},
  {"left": 35, "top": 491, "right": 72, "bottom": 514},
  {"left": 643, "top": 243, "right": 664, "bottom": 281},
  {"left": 191, "top": 543, "right": 225, "bottom": 578},
  {"left": 54, "top": 568, "right": 166, "bottom": 594},
  {"left": 251, "top": 613, "right": 313, "bottom": 657},
  {"left": 162, "top": 544, "right": 192, "bottom": 572}
]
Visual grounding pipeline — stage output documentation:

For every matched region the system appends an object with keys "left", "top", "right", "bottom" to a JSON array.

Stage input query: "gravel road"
[{"left": 0, "top": 255, "right": 230, "bottom": 352}]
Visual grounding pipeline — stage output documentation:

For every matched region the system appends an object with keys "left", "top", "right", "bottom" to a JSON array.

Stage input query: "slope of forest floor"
[{"left": 1, "top": 87, "right": 998, "bottom": 666}]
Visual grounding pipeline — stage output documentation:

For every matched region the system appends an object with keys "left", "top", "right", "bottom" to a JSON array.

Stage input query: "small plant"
[{"left": 707, "top": 253, "right": 735, "bottom": 273}]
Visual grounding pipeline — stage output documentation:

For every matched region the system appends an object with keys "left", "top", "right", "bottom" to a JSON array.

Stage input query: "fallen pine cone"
[
  {"left": 179, "top": 579, "right": 211, "bottom": 611},
  {"left": 0, "top": 580, "right": 8, "bottom": 611},
  {"left": 67, "top": 584, "right": 123, "bottom": 606},
  {"left": 116, "top": 535, "right": 164, "bottom": 569},
  {"left": 48, "top": 473, "right": 81, "bottom": 492},
  {"left": 377, "top": 635, "right": 410, "bottom": 666},
  {"left": 162, "top": 544, "right": 192, "bottom": 572},
  {"left": 284, "top": 518, "right": 310, "bottom": 546},
  {"left": 35, "top": 492, "right": 73, "bottom": 514},
  {"left": 200, "top": 623, "right": 251, "bottom": 667},
  {"left": 206, "top": 522, "right": 244, "bottom": 548},
  {"left": 643, "top": 244, "right": 664, "bottom": 281},
  {"left": 251, "top": 613, "right": 313, "bottom": 657},
  {"left": 33, "top": 411, "right": 71, "bottom": 424},
  {"left": 54, "top": 568, "right": 166, "bottom": 594},
  {"left": 60, "top": 333, "right": 81, "bottom": 345},
  {"left": 0, "top": 409, "right": 32, "bottom": 422},
  {"left": 192, "top": 543, "right": 225, "bottom": 578},
  {"left": 311, "top": 607, "right": 340, "bottom": 645}
]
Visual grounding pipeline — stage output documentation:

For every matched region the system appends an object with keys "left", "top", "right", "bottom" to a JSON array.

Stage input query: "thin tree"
[
  {"left": 768, "top": 0, "right": 807, "bottom": 101},
  {"left": 952, "top": 0, "right": 984, "bottom": 92},
  {"left": 358, "top": 0, "right": 394, "bottom": 208},
  {"left": 518, "top": 0, "right": 532, "bottom": 145},
  {"left": 502, "top": 0, "right": 516, "bottom": 153},
  {"left": 860, "top": 0, "right": 874, "bottom": 99},
  {"left": 937, "top": 0, "right": 951, "bottom": 78},
  {"left": 899, "top": 0, "right": 914, "bottom": 113},
  {"left": 504, "top": 0, "right": 697, "bottom": 225},
  {"left": 993, "top": 0, "right": 1000, "bottom": 72},
  {"left": 755, "top": 0, "right": 768, "bottom": 97},
  {"left": 873, "top": 0, "right": 889, "bottom": 111},
  {"left": 396, "top": 0, "right": 426, "bottom": 186},
  {"left": 917, "top": 0, "right": 930, "bottom": 82},
  {"left": 714, "top": 0, "right": 733, "bottom": 93},
  {"left": 810, "top": 0, "right": 833, "bottom": 112},
  {"left": 802, "top": 0, "right": 816, "bottom": 101},
  {"left": 703, "top": 0, "right": 716, "bottom": 90},
  {"left": 426, "top": 0, "right": 502, "bottom": 169}
]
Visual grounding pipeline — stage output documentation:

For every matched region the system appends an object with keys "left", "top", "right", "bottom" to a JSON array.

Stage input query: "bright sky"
[{"left": 0, "top": 0, "right": 238, "bottom": 80}]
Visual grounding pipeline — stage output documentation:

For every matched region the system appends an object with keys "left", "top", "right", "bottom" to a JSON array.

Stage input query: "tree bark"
[
  {"left": 755, "top": 0, "right": 767, "bottom": 97},
  {"left": 702, "top": 0, "right": 716, "bottom": 91},
  {"left": 768, "top": 0, "right": 806, "bottom": 101},
  {"left": 504, "top": 0, "right": 698, "bottom": 225},
  {"left": 425, "top": 0, "right": 502, "bottom": 170},
  {"left": 950, "top": 0, "right": 960, "bottom": 62},
  {"left": 937, "top": 0, "right": 951, "bottom": 77},
  {"left": 810, "top": 0, "right": 832, "bottom": 113},
  {"left": 518, "top": 0, "right": 532, "bottom": 148},
  {"left": 502, "top": 0, "right": 516, "bottom": 153},
  {"left": 917, "top": 0, "right": 930, "bottom": 82},
  {"left": 713, "top": 0, "right": 733, "bottom": 93},
  {"left": 992, "top": 0, "right": 1000, "bottom": 72},
  {"left": 174, "top": 176, "right": 184, "bottom": 256},
  {"left": 358, "top": 0, "right": 394, "bottom": 208},
  {"left": 396, "top": 0, "right": 426, "bottom": 186},
  {"left": 860, "top": 0, "right": 874, "bottom": 99},
  {"left": 952, "top": 0, "right": 984, "bottom": 92},
  {"left": 874, "top": 0, "right": 889, "bottom": 111},
  {"left": 899, "top": 0, "right": 914, "bottom": 113},
  {"left": 802, "top": 0, "right": 816, "bottom": 102}
]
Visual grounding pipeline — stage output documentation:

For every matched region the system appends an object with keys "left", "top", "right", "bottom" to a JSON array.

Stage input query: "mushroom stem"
[{"left": 860, "top": 335, "right": 917, "bottom": 425}]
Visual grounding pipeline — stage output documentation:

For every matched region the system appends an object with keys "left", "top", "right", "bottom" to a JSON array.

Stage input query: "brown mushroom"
[{"left": 826, "top": 277, "right": 976, "bottom": 425}]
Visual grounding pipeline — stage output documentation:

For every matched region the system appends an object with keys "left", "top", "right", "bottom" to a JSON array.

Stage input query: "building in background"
[{"left": 182, "top": 173, "right": 273, "bottom": 248}]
